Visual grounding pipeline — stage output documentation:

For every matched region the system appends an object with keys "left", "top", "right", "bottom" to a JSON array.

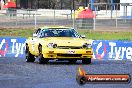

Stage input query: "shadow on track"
[{"left": 35, "top": 61, "right": 83, "bottom": 65}]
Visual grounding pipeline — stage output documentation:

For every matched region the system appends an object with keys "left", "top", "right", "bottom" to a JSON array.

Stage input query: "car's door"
[{"left": 30, "top": 28, "right": 41, "bottom": 55}]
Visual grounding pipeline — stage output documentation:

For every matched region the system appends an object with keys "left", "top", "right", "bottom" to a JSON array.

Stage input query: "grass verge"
[
  {"left": 77, "top": 30, "right": 132, "bottom": 40},
  {"left": 0, "top": 28, "right": 132, "bottom": 40}
]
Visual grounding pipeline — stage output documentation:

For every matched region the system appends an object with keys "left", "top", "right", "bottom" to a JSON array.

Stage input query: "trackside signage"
[
  {"left": 92, "top": 40, "right": 132, "bottom": 61},
  {"left": 0, "top": 38, "right": 26, "bottom": 57},
  {"left": 0, "top": 38, "right": 132, "bottom": 61}
]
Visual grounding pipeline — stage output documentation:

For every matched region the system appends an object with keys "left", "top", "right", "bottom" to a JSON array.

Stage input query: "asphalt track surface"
[{"left": 0, "top": 57, "right": 132, "bottom": 88}]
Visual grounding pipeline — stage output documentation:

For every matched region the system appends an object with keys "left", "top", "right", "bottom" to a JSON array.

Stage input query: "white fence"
[{"left": 0, "top": 8, "right": 132, "bottom": 31}]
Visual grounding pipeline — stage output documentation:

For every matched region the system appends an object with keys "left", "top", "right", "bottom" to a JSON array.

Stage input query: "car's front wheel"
[
  {"left": 38, "top": 45, "right": 49, "bottom": 64},
  {"left": 25, "top": 45, "right": 35, "bottom": 62},
  {"left": 82, "top": 58, "right": 91, "bottom": 64}
]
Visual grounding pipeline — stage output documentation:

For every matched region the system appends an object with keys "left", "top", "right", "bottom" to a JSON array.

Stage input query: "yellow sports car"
[{"left": 25, "top": 27, "right": 93, "bottom": 64}]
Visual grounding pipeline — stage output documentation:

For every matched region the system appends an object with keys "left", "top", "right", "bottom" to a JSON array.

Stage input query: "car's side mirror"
[
  {"left": 81, "top": 35, "right": 86, "bottom": 38},
  {"left": 33, "top": 34, "right": 37, "bottom": 37}
]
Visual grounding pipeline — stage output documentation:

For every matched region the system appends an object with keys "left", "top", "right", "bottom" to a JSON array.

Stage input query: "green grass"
[
  {"left": 0, "top": 28, "right": 132, "bottom": 40},
  {"left": 0, "top": 28, "right": 34, "bottom": 38},
  {"left": 77, "top": 30, "right": 132, "bottom": 40}
]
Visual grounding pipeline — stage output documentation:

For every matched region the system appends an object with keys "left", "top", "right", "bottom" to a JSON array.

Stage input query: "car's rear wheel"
[
  {"left": 68, "top": 59, "right": 77, "bottom": 64},
  {"left": 25, "top": 45, "right": 35, "bottom": 62},
  {"left": 38, "top": 45, "right": 49, "bottom": 64},
  {"left": 82, "top": 58, "right": 91, "bottom": 64}
]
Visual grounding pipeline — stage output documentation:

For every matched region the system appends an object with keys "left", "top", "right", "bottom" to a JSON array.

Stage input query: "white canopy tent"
[{"left": 120, "top": 0, "right": 132, "bottom": 17}]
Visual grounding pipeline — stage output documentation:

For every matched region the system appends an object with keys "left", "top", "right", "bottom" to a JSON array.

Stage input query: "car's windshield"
[{"left": 40, "top": 28, "right": 80, "bottom": 38}]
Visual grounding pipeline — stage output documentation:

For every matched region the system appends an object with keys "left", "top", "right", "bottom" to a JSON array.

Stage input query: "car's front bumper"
[{"left": 42, "top": 48, "right": 93, "bottom": 59}]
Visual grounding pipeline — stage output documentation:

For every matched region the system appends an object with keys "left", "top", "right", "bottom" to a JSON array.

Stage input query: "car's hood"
[{"left": 41, "top": 37, "right": 91, "bottom": 46}]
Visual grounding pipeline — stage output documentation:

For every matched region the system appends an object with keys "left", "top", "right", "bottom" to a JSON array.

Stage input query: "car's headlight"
[
  {"left": 53, "top": 44, "right": 57, "bottom": 48},
  {"left": 87, "top": 44, "right": 92, "bottom": 48},
  {"left": 83, "top": 43, "right": 92, "bottom": 49},
  {"left": 47, "top": 43, "right": 57, "bottom": 48}
]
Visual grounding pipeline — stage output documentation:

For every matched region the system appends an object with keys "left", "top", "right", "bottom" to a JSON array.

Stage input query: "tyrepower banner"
[
  {"left": 0, "top": 38, "right": 26, "bottom": 57},
  {"left": 0, "top": 38, "right": 132, "bottom": 60},
  {"left": 92, "top": 40, "right": 132, "bottom": 61}
]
